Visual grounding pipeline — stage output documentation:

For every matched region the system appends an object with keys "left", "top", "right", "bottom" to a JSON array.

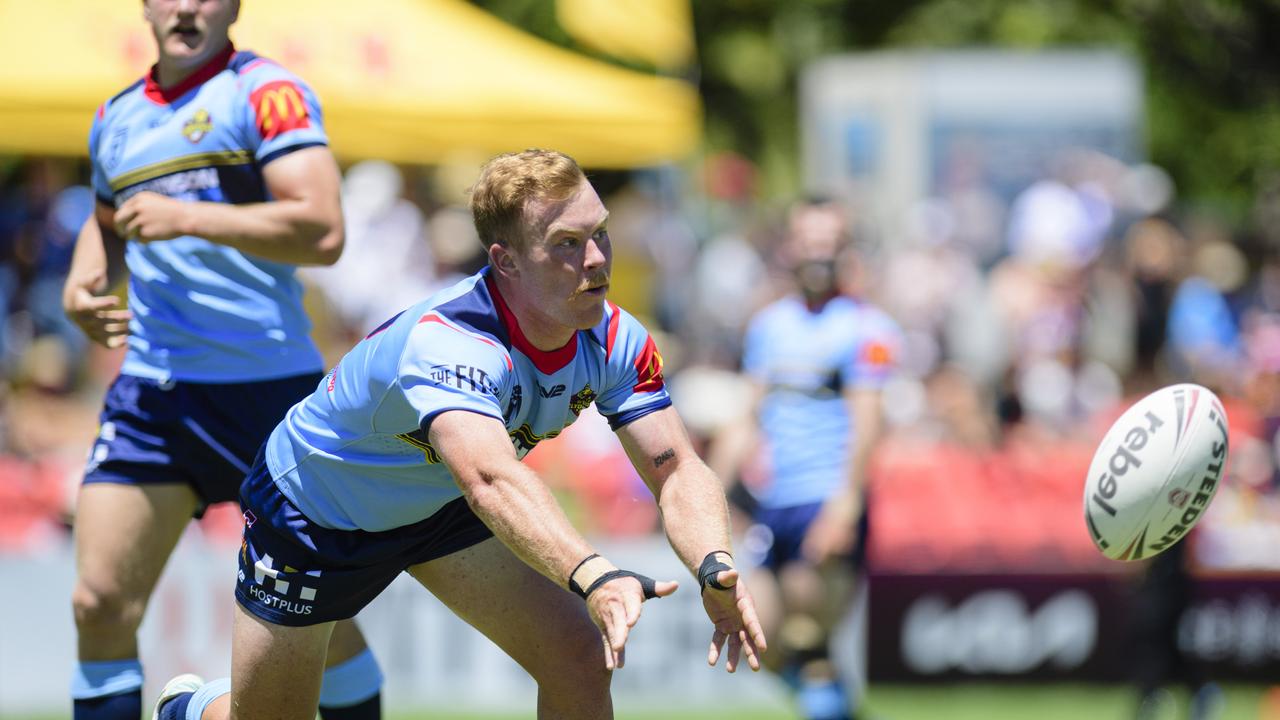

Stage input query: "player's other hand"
[
  {"left": 585, "top": 575, "right": 677, "bottom": 671},
  {"left": 701, "top": 569, "right": 767, "bottom": 673},
  {"left": 115, "top": 192, "right": 190, "bottom": 242},
  {"left": 801, "top": 491, "right": 861, "bottom": 565},
  {"left": 64, "top": 274, "right": 131, "bottom": 349}
]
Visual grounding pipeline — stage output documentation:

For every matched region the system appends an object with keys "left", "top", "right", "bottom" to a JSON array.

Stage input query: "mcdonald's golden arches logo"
[{"left": 250, "top": 80, "right": 311, "bottom": 140}]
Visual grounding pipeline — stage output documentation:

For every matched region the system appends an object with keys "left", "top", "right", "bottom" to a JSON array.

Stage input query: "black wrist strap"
[
  {"left": 582, "top": 569, "right": 659, "bottom": 600},
  {"left": 698, "top": 550, "right": 735, "bottom": 593},
  {"left": 567, "top": 553, "right": 601, "bottom": 597},
  {"left": 568, "top": 553, "right": 660, "bottom": 600}
]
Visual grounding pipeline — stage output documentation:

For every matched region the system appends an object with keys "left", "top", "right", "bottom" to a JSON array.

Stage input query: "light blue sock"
[
  {"left": 71, "top": 659, "right": 144, "bottom": 700},
  {"left": 185, "top": 678, "right": 231, "bottom": 720},
  {"left": 797, "top": 678, "right": 851, "bottom": 720},
  {"left": 319, "top": 649, "right": 383, "bottom": 708},
  {"left": 72, "top": 659, "right": 144, "bottom": 720}
]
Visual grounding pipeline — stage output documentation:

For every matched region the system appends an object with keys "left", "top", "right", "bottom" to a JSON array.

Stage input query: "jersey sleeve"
[
  {"left": 596, "top": 306, "right": 673, "bottom": 430},
  {"left": 87, "top": 102, "right": 114, "bottom": 205},
  {"left": 741, "top": 312, "right": 769, "bottom": 381},
  {"left": 398, "top": 317, "right": 512, "bottom": 433},
  {"left": 237, "top": 62, "right": 328, "bottom": 165},
  {"left": 841, "top": 306, "right": 901, "bottom": 390}
]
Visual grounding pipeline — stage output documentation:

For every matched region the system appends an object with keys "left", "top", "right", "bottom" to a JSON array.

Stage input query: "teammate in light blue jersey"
[
  {"left": 729, "top": 197, "right": 899, "bottom": 720},
  {"left": 157, "top": 150, "right": 768, "bottom": 720},
  {"left": 61, "top": 3, "right": 381, "bottom": 720}
]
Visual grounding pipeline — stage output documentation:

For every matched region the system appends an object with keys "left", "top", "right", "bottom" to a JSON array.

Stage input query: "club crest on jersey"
[
  {"left": 182, "top": 109, "right": 213, "bottom": 143},
  {"left": 569, "top": 384, "right": 596, "bottom": 417},
  {"left": 250, "top": 80, "right": 311, "bottom": 140}
]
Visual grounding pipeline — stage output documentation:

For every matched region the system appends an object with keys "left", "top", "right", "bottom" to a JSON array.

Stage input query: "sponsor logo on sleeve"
[
  {"left": 250, "top": 80, "right": 311, "bottom": 140},
  {"left": 632, "top": 336, "right": 665, "bottom": 393},
  {"left": 862, "top": 339, "right": 894, "bottom": 367}
]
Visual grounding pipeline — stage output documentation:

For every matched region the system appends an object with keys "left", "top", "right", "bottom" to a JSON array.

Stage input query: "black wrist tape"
[{"left": 698, "top": 550, "right": 735, "bottom": 593}]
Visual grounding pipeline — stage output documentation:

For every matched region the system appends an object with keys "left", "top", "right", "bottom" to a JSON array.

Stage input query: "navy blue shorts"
[
  {"left": 83, "top": 373, "right": 321, "bottom": 513},
  {"left": 235, "top": 453, "right": 494, "bottom": 626},
  {"left": 750, "top": 497, "right": 869, "bottom": 573}
]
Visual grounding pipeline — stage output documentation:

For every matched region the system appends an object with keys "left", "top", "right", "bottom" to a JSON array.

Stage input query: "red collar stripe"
[
  {"left": 144, "top": 42, "right": 236, "bottom": 104},
  {"left": 484, "top": 275, "right": 578, "bottom": 375},
  {"left": 604, "top": 301, "right": 621, "bottom": 361}
]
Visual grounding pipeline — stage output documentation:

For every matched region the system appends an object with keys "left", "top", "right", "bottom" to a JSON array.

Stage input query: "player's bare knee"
[{"left": 71, "top": 579, "right": 144, "bottom": 635}]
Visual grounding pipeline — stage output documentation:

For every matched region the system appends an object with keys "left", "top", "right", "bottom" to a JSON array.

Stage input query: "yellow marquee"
[{"left": 0, "top": 0, "right": 701, "bottom": 167}]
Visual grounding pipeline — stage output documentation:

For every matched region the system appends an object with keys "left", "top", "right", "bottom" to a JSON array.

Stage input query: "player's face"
[
  {"left": 786, "top": 205, "right": 844, "bottom": 299},
  {"left": 144, "top": 0, "right": 239, "bottom": 67},
  {"left": 514, "top": 181, "right": 612, "bottom": 336}
]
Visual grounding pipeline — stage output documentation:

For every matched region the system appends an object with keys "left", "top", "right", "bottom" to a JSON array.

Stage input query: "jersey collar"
[
  {"left": 485, "top": 273, "right": 578, "bottom": 375},
  {"left": 144, "top": 42, "right": 236, "bottom": 105}
]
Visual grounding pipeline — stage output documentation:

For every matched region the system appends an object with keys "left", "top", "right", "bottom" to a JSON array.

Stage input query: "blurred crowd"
[{"left": 1, "top": 147, "right": 1278, "bottom": 575}]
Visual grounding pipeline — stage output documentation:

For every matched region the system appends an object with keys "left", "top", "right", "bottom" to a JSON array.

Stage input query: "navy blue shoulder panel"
[
  {"left": 107, "top": 78, "right": 145, "bottom": 107},
  {"left": 228, "top": 50, "right": 262, "bottom": 73},
  {"left": 583, "top": 306, "right": 615, "bottom": 351},
  {"left": 433, "top": 275, "right": 511, "bottom": 350}
]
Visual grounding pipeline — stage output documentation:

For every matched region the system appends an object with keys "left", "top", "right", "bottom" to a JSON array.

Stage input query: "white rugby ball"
[{"left": 1083, "top": 383, "right": 1230, "bottom": 561}]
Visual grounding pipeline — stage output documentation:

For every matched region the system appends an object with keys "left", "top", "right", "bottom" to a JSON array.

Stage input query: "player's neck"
[
  {"left": 492, "top": 276, "right": 576, "bottom": 351},
  {"left": 801, "top": 289, "right": 839, "bottom": 312},
  {"left": 154, "top": 38, "right": 233, "bottom": 89}
]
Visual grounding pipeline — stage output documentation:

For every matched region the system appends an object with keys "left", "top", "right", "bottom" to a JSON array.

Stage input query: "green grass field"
[
  {"left": 11, "top": 684, "right": 1274, "bottom": 720},
  {"left": 380, "top": 683, "right": 1273, "bottom": 720}
]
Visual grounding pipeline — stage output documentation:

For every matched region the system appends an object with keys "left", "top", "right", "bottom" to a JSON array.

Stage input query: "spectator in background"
[
  {"left": 59, "top": 2, "right": 382, "bottom": 719},
  {"left": 719, "top": 196, "right": 899, "bottom": 720},
  {"left": 304, "top": 160, "right": 436, "bottom": 340}
]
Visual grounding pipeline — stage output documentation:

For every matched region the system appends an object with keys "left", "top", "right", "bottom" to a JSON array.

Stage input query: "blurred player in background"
[
  {"left": 720, "top": 197, "right": 898, "bottom": 720},
  {"left": 62, "top": 2, "right": 382, "bottom": 719},
  {"left": 153, "top": 149, "right": 767, "bottom": 720}
]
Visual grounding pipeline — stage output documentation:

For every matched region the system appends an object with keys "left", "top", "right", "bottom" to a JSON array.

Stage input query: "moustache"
[{"left": 573, "top": 275, "right": 611, "bottom": 296}]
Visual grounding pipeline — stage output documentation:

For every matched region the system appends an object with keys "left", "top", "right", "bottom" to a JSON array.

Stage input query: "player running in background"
[
  {"left": 720, "top": 197, "right": 898, "bottom": 720},
  {"left": 62, "top": 2, "right": 382, "bottom": 719},
  {"left": 153, "top": 149, "right": 767, "bottom": 720}
]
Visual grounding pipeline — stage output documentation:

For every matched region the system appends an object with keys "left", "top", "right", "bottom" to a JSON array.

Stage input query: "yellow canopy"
[
  {"left": 555, "top": 0, "right": 695, "bottom": 71},
  {"left": 0, "top": 0, "right": 701, "bottom": 168}
]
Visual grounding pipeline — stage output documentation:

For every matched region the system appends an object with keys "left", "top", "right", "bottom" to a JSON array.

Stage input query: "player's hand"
[
  {"left": 701, "top": 567, "right": 767, "bottom": 673},
  {"left": 585, "top": 575, "right": 678, "bottom": 671},
  {"left": 115, "top": 192, "right": 190, "bottom": 242},
  {"left": 801, "top": 491, "right": 861, "bottom": 565},
  {"left": 63, "top": 275, "right": 131, "bottom": 348}
]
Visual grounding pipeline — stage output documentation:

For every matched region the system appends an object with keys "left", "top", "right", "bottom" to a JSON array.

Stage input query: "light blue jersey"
[
  {"left": 743, "top": 295, "right": 899, "bottom": 509},
  {"left": 88, "top": 44, "right": 327, "bottom": 382},
  {"left": 267, "top": 269, "right": 672, "bottom": 531}
]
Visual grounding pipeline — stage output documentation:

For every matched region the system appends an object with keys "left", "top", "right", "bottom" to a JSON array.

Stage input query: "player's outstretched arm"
[
  {"left": 615, "top": 406, "right": 768, "bottom": 672},
  {"left": 63, "top": 205, "right": 131, "bottom": 348},
  {"left": 113, "top": 146, "right": 344, "bottom": 266},
  {"left": 430, "top": 409, "right": 677, "bottom": 670}
]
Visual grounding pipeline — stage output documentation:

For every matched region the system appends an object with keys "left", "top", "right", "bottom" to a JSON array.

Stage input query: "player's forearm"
[
  {"left": 655, "top": 458, "right": 735, "bottom": 576},
  {"left": 460, "top": 461, "right": 600, "bottom": 590},
  {"left": 63, "top": 216, "right": 126, "bottom": 302},
  {"left": 843, "top": 430, "right": 877, "bottom": 497},
  {"left": 179, "top": 199, "right": 343, "bottom": 266}
]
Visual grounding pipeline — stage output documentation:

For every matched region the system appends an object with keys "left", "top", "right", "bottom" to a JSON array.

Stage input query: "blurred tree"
[{"left": 471, "top": 0, "right": 1280, "bottom": 228}]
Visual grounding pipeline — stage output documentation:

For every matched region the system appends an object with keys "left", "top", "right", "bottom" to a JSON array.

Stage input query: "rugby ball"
[{"left": 1083, "top": 383, "right": 1229, "bottom": 561}]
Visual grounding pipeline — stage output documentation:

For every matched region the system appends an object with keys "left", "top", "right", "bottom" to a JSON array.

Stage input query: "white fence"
[{"left": 0, "top": 531, "right": 807, "bottom": 716}]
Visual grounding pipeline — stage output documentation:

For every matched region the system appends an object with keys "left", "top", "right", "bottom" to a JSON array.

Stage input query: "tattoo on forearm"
[{"left": 654, "top": 448, "right": 676, "bottom": 468}]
